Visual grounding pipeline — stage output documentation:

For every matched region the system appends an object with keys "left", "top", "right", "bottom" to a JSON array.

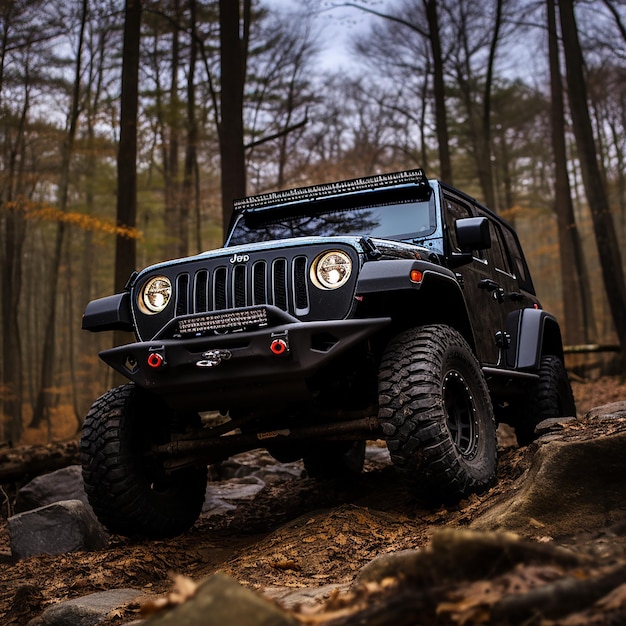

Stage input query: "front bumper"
[{"left": 100, "top": 315, "right": 390, "bottom": 411}]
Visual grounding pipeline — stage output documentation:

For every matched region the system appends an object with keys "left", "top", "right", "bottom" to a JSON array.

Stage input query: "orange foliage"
[{"left": 3, "top": 196, "right": 142, "bottom": 240}]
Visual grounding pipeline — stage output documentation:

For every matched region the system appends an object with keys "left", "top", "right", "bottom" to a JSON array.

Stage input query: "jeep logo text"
[{"left": 229, "top": 253, "right": 250, "bottom": 264}]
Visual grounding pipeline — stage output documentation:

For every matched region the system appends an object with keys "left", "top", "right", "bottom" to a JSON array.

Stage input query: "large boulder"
[
  {"left": 15, "top": 465, "right": 88, "bottom": 513},
  {"left": 472, "top": 413, "right": 626, "bottom": 536},
  {"left": 9, "top": 499, "right": 108, "bottom": 560}
]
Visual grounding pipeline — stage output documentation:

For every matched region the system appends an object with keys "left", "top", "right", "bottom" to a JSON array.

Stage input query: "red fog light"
[{"left": 147, "top": 353, "right": 164, "bottom": 368}]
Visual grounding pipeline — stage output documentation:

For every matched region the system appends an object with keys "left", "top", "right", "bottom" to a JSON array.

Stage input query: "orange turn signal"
[{"left": 410, "top": 269, "right": 423, "bottom": 283}]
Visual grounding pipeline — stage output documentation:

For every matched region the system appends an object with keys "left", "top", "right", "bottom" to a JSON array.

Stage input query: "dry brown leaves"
[{"left": 140, "top": 574, "right": 198, "bottom": 617}]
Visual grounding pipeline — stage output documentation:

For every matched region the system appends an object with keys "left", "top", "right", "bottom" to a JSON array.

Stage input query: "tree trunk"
[
  {"left": 0, "top": 57, "right": 30, "bottom": 441},
  {"left": 115, "top": 0, "right": 141, "bottom": 294},
  {"left": 112, "top": 0, "right": 142, "bottom": 359},
  {"left": 559, "top": 0, "right": 626, "bottom": 357},
  {"left": 218, "top": 0, "right": 248, "bottom": 237},
  {"left": 423, "top": 0, "right": 452, "bottom": 184},
  {"left": 0, "top": 203, "right": 26, "bottom": 443},
  {"left": 477, "top": 0, "right": 503, "bottom": 211},
  {"left": 164, "top": 0, "right": 181, "bottom": 261},
  {"left": 547, "top": 0, "right": 590, "bottom": 346},
  {"left": 30, "top": 0, "right": 87, "bottom": 430},
  {"left": 181, "top": 0, "right": 198, "bottom": 257}
]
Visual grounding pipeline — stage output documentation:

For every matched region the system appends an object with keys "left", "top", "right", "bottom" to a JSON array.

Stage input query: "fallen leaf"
[
  {"left": 437, "top": 581, "right": 500, "bottom": 625},
  {"left": 140, "top": 574, "right": 198, "bottom": 617},
  {"left": 270, "top": 560, "right": 301, "bottom": 571}
]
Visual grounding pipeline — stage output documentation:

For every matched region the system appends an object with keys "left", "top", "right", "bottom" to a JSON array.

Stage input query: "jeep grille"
[
  {"left": 175, "top": 256, "right": 310, "bottom": 318},
  {"left": 133, "top": 244, "right": 360, "bottom": 341}
]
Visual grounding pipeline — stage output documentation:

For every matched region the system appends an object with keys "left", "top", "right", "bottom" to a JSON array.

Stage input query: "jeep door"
[
  {"left": 443, "top": 194, "right": 506, "bottom": 365},
  {"left": 475, "top": 208, "right": 525, "bottom": 339}
]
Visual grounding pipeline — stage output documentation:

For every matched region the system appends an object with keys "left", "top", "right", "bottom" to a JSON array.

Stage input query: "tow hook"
[
  {"left": 270, "top": 331, "right": 290, "bottom": 356},
  {"left": 147, "top": 346, "right": 166, "bottom": 369},
  {"left": 196, "top": 349, "right": 232, "bottom": 368}
]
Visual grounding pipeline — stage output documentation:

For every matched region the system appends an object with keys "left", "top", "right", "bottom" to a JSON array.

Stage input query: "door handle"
[
  {"left": 478, "top": 278, "right": 500, "bottom": 292},
  {"left": 478, "top": 278, "right": 505, "bottom": 303}
]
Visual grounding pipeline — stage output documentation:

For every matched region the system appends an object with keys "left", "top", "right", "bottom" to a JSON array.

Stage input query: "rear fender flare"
[{"left": 506, "top": 308, "right": 564, "bottom": 370}]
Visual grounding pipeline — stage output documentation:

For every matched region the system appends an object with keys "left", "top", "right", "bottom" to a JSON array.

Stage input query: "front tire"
[
  {"left": 378, "top": 325, "right": 497, "bottom": 501},
  {"left": 80, "top": 384, "right": 207, "bottom": 539}
]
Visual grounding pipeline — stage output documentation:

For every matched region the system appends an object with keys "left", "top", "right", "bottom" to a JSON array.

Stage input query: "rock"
[
  {"left": 364, "top": 443, "right": 391, "bottom": 469},
  {"left": 202, "top": 476, "right": 266, "bottom": 517},
  {"left": 143, "top": 572, "right": 299, "bottom": 625},
  {"left": 26, "top": 588, "right": 142, "bottom": 626},
  {"left": 15, "top": 465, "right": 89, "bottom": 513},
  {"left": 211, "top": 450, "right": 303, "bottom": 481},
  {"left": 9, "top": 499, "right": 108, "bottom": 560},
  {"left": 354, "top": 528, "right": 582, "bottom": 588},
  {"left": 496, "top": 422, "right": 518, "bottom": 449},
  {"left": 202, "top": 450, "right": 305, "bottom": 518},
  {"left": 264, "top": 583, "right": 350, "bottom": 610},
  {"left": 354, "top": 548, "right": 423, "bottom": 587},
  {"left": 586, "top": 401, "right": 626, "bottom": 420},
  {"left": 534, "top": 416, "right": 578, "bottom": 437},
  {"left": 472, "top": 430, "right": 626, "bottom": 535}
]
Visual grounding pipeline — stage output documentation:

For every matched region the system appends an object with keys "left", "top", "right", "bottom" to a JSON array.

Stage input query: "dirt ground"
[{"left": 1, "top": 375, "right": 626, "bottom": 625}]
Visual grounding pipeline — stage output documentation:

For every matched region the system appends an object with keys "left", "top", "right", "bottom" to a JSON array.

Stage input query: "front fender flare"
[{"left": 82, "top": 293, "right": 133, "bottom": 333}]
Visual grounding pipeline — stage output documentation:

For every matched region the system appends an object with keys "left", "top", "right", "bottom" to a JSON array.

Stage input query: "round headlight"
[
  {"left": 312, "top": 250, "right": 352, "bottom": 290},
  {"left": 140, "top": 276, "right": 172, "bottom": 313}
]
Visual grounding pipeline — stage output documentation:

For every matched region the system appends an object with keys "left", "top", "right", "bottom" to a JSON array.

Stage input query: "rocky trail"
[{"left": 2, "top": 376, "right": 626, "bottom": 625}]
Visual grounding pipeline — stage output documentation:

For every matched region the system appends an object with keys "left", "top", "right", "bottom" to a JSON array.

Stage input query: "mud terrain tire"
[
  {"left": 379, "top": 324, "right": 497, "bottom": 501},
  {"left": 513, "top": 355, "right": 576, "bottom": 446},
  {"left": 80, "top": 384, "right": 207, "bottom": 539}
]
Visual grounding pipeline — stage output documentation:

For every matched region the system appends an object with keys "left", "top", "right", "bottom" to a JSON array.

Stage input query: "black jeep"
[{"left": 80, "top": 169, "right": 576, "bottom": 538}]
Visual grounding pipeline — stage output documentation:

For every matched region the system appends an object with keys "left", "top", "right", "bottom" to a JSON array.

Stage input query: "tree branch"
[
  {"left": 330, "top": 2, "right": 428, "bottom": 37},
  {"left": 244, "top": 109, "right": 309, "bottom": 150}
]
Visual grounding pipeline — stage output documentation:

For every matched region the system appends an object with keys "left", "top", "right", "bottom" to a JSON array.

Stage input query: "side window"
[
  {"left": 444, "top": 197, "right": 473, "bottom": 252},
  {"left": 487, "top": 220, "right": 513, "bottom": 276},
  {"left": 499, "top": 225, "right": 535, "bottom": 293}
]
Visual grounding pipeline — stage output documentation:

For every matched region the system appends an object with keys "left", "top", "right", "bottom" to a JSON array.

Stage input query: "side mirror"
[{"left": 455, "top": 217, "right": 491, "bottom": 252}]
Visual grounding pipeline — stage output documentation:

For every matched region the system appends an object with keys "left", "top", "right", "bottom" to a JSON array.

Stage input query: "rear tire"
[
  {"left": 379, "top": 325, "right": 497, "bottom": 501},
  {"left": 80, "top": 384, "right": 207, "bottom": 539},
  {"left": 513, "top": 355, "right": 576, "bottom": 446}
]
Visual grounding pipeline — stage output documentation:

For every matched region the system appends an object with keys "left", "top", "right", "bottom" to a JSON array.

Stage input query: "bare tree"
[
  {"left": 547, "top": 0, "right": 590, "bottom": 345},
  {"left": 444, "top": 0, "right": 509, "bottom": 210},
  {"left": 243, "top": 9, "right": 317, "bottom": 191},
  {"left": 181, "top": 0, "right": 199, "bottom": 256},
  {"left": 424, "top": 0, "right": 452, "bottom": 183},
  {"left": 30, "top": 0, "right": 88, "bottom": 430},
  {"left": 559, "top": 0, "right": 626, "bottom": 357},
  {"left": 218, "top": 0, "right": 249, "bottom": 235},
  {"left": 115, "top": 0, "right": 142, "bottom": 293},
  {"left": 346, "top": 0, "right": 453, "bottom": 181}
]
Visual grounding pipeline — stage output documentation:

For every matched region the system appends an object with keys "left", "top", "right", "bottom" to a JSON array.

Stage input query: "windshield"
[{"left": 227, "top": 196, "right": 437, "bottom": 246}]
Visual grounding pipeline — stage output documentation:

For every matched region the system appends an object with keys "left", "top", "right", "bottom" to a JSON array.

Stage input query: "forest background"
[{"left": 1, "top": 0, "right": 625, "bottom": 446}]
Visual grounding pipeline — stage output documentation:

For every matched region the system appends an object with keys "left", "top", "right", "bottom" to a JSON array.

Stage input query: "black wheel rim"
[{"left": 443, "top": 370, "right": 478, "bottom": 459}]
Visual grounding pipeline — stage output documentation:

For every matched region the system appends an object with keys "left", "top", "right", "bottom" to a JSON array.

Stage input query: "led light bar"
[
  {"left": 233, "top": 169, "right": 428, "bottom": 212},
  {"left": 177, "top": 307, "right": 269, "bottom": 336}
]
